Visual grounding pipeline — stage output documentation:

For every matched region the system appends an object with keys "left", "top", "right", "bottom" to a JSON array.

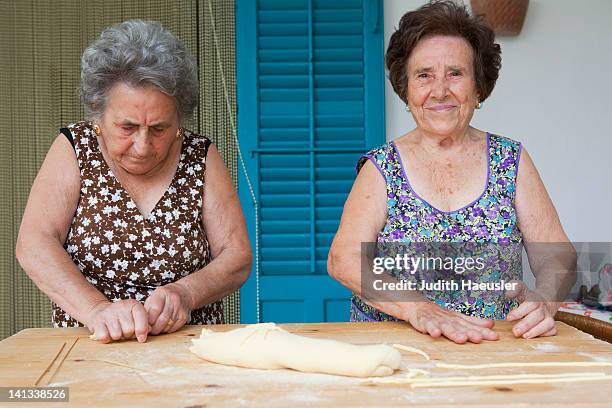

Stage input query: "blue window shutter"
[{"left": 237, "top": 0, "right": 384, "bottom": 323}]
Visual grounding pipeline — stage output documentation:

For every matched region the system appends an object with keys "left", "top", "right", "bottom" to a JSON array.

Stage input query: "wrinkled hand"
[
  {"left": 144, "top": 282, "right": 193, "bottom": 335},
  {"left": 85, "top": 300, "right": 151, "bottom": 343},
  {"left": 506, "top": 282, "right": 558, "bottom": 339},
  {"left": 405, "top": 302, "right": 499, "bottom": 344}
]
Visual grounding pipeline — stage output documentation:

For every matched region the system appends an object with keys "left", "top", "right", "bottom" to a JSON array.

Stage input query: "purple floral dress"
[{"left": 351, "top": 133, "right": 523, "bottom": 321}]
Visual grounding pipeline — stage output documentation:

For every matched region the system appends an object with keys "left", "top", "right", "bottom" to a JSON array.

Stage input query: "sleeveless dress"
[
  {"left": 351, "top": 133, "right": 523, "bottom": 321},
  {"left": 52, "top": 121, "right": 223, "bottom": 327}
]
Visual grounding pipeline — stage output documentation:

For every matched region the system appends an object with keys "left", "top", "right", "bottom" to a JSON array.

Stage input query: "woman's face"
[
  {"left": 406, "top": 35, "right": 479, "bottom": 138},
  {"left": 98, "top": 82, "right": 180, "bottom": 175}
]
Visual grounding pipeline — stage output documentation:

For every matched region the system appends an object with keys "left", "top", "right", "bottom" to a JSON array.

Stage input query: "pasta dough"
[
  {"left": 367, "top": 371, "right": 612, "bottom": 388},
  {"left": 189, "top": 323, "right": 401, "bottom": 377},
  {"left": 436, "top": 361, "right": 612, "bottom": 369},
  {"left": 393, "top": 344, "right": 431, "bottom": 360}
]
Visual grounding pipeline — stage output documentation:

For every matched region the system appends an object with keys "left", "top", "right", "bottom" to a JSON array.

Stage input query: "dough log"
[{"left": 189, "top": 323, "right": 401, "bottom": 377}]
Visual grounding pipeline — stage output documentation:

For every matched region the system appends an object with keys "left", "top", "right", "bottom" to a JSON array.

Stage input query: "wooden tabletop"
[{"left": 1, "top": 321, "right": 611, "bottom": 407}]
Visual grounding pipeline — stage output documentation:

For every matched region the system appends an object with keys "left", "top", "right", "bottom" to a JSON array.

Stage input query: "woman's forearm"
[
  {"left": 174, "top": 246, "right": 252, "bottom": 311},
  {"left": 16, "top": 233, "right": 109, "bottom": 325},
  {"left": 526, "top": 241, "right": 577, "bottom": 307},
  {"left": 327, "top": 246, "right": 427, "bottom": 320}
]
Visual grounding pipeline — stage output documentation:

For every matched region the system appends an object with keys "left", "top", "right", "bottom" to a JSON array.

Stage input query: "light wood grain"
[{"left": 0, "top": 321, "right": 610, "bottom": 407}]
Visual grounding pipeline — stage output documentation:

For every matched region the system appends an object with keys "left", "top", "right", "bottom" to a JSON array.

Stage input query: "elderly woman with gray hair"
[{"left": 16, "top": 20, "right": 252, "bottom": 343}]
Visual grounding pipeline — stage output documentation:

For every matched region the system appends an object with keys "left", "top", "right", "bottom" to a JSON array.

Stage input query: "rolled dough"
[{"left": 189, "top": 323, "right": 401, "bottom": 377}]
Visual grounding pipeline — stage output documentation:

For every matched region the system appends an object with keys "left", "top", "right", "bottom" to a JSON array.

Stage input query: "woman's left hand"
[
  {"left": 506, "top": 283, "right": 558, "bottom": 339},
  {"left": 144, "top": 282, "right": 194, "bottom": 335}
]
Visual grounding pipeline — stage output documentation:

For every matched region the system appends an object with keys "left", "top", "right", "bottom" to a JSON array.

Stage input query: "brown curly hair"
[{"left": 386, "top": 0, "right": 501, "bottom": 104}]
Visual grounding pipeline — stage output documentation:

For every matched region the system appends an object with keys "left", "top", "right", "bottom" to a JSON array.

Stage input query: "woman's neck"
[{"left": 413, "top": 127, "right": 476, "bottom": 156}]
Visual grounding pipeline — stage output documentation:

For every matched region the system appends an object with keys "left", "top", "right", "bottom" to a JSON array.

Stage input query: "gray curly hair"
[{"left": 80, "top": 19, "right": 198, "bottom": 123}]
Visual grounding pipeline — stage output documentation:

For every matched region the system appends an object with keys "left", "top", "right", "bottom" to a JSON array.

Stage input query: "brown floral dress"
[{"left": 52, "top": 121, "right": 223, "bottom": 327}]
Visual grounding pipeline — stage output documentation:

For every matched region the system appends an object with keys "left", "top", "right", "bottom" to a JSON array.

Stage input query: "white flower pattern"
[{"left": 52, "top": 122, "right": 223, "bottom": 327}]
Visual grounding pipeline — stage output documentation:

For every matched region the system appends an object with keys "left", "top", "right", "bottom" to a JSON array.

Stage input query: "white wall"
[{"left": 384, "top": 0, "right": 612, "bottom": 242}]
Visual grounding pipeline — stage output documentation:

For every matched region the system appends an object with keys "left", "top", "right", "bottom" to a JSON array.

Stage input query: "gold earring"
[
  {"left": 405, "top": 105, "right": 411, "bottom": 112},
  {"left": 176, "top": 127, "right": 184, "bottom": 139},
  {"left": 476, "top": 101, "right": 482, "bottom": 110},
  {"left": 93, "top": 124, "right": 101, "bottom": 136}
]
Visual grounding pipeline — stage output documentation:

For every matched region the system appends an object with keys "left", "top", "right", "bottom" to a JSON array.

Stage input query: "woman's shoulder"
[
  {"left": 363, "top": 141, "right": 395, "bottom": 159},
  {"left": 60, "top": 121, "right": 97, "bottom": 143},
  {"left": 183, "top": 129, "right": 212, "bottom": 146},
  {"left": 356, "top": 142, "right": 396, "bottom": 175},
  {"left": 62, "top": 121, "right": 93, "bottom": 133},
  {"left": 182, "top": 129, "right": 214, "bottom": 161},
  {"left": 59, "top": 121, "right": 97, "bottom": 154},
  {"left": 487, "top": 132, "right": 522, "bottom": 151}
]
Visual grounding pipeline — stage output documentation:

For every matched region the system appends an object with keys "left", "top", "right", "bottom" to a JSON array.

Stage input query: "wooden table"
[{"left": 1, "top": 321, "right": 611, "bottom": 407}]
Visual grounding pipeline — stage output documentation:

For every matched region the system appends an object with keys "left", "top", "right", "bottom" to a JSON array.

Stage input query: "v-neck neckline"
[{"left": 93, "top": 128, "right": 186, "bottom": 223}]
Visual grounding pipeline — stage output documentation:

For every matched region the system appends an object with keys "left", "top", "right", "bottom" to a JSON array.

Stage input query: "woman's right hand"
[
  {"left": 404, "top": 302, "right": 499, "bottom": 344},
  {"left": 85, "top": 300, "right": 151, "bottom": 343}
]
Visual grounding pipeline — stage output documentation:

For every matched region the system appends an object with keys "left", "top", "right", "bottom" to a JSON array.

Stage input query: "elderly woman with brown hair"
[
  {"left": 16, "top": 20, "right": 252, "bottom": 343},
  {"left": 328, "top": 1, "right": 575, "bottom": 344}
]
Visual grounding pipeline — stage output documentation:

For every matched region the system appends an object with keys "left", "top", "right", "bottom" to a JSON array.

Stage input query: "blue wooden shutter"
[{"left": 237, "top": 0, "right": 384, "bottom": 323}]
